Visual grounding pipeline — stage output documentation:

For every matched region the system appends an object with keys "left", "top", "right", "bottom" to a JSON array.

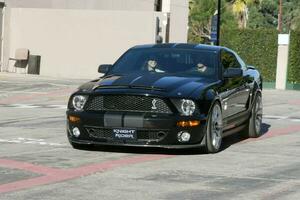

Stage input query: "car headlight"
[
  {"left": 172, "top": 99, "right": 196, "bottom": 116},
  {"left": 180, "top": 99, "right": 196, "bottom": 116},
  {"left": 72, "top": 95, "right": 88, "bottom": 111}
]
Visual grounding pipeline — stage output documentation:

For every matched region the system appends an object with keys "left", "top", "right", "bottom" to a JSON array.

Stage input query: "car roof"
[{"left": 132, "top": 43, "right": 227, "bottom": 52}]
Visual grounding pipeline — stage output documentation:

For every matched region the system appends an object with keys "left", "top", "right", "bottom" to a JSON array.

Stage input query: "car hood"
[{"left": 79, "top": 73, "right": 216, "bottom": 98}]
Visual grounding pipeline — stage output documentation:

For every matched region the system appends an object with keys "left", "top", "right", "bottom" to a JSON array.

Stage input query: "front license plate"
[{"left": 113, "top": 128, "right": 137, "bottom": 140}]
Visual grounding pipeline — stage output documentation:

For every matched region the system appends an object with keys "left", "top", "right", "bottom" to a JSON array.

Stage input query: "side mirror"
[
  {"left": 223, "top": 68, "right": 243, "bottom": 78},
  {"left": 98, "top": 64, "right": 112, "bottom": 73}
]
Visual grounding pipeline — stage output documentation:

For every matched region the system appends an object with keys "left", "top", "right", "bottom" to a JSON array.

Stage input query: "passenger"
[{"left": 196, "top": 63, "right": 208, "bottom": 73}]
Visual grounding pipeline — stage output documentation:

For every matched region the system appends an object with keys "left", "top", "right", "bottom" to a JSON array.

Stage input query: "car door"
[{"left": 220, "top": 50, "right": 250, "bottom": 118}]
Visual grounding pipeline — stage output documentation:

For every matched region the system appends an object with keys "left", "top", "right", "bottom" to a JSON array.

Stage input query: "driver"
[{"left": 147, "top": 59, "right": 165, "bottom": 73}]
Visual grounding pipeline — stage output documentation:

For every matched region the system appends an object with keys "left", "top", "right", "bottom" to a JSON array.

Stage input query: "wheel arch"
[
  {"left": 198, "top": 88, "right": 222, "bottom": 117},
  {"left": 250, "top": 82, "right": 262, "bottom": 110}
]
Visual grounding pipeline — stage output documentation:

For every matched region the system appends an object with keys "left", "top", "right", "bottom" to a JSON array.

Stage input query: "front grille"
[
  {"left": 85, "top": 95, "right": 172, "bottom": 114},
  {"left": 87, "top": 128, "right": 113, "bottom": 139},
  {"left": 85, "top": 127, "right": 168, "bottom": 142}
]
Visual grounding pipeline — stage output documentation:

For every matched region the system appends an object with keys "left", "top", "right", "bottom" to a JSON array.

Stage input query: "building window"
[{"left": 154, "top": 0, "right": 162, "bottom": 12}]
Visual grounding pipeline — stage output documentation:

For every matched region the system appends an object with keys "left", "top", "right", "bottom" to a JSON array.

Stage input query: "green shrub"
[
  {"left": 288, "top": 31, "right": 300, "bottom": 83},
  {"left": 188, "top": 28, "right": 300, "bottom": 83},
  {"left": 220, "top": 29, "right": 278, "bottom": 82}
]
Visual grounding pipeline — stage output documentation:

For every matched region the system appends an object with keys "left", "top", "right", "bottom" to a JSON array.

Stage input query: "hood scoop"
[{"left": 93, "top": 85, "right": 166, "bottom": 92}]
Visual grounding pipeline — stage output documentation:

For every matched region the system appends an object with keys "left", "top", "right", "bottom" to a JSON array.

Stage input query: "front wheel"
[{"left": 203, "top": 103, "right": 223, "bottom": 153}]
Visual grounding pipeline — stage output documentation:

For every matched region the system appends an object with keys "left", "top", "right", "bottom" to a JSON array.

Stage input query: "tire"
[
  {"left": 244, "top": 92, "right": 263, "bottom": 138},
  {"left": 203, "top": 102, "right": 223, "bottom": 153}
]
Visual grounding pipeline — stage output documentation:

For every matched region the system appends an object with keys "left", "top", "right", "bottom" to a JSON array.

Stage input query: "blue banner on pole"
[
  {"left": 211, "top": 32, "right": 217, "bottom": 42},
  {"left": 210, "top": 15, "right": 218, "bottom": 42}
]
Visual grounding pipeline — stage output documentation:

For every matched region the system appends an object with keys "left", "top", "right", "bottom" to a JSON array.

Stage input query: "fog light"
[
  {"left": 177, "top": 120, "right": 200, "bottom": 127},
  {"left": 72, "top": 127, "right": 80, "bottom": 137},
  {"left": 177, "top": 131, "right": 191, "bottom": 142},
  {"left": 69, "top": 115, "right": 80, "bottom": 123}
]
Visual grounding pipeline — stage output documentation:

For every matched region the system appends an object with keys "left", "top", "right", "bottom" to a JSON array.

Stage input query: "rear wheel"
[
  {"left": 244, "top": 93, "right": 263, "bottom": 138},
  {"left": 204, "top": 103, "right": 223, "bottom": 153}
]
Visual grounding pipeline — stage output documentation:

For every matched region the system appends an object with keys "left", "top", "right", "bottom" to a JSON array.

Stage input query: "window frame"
[
  {"left": 109, "top": 48, "right": 219, "bottom": 79},
  {"left": 220, "top": 50, "right": 242, "bottom": 70}
]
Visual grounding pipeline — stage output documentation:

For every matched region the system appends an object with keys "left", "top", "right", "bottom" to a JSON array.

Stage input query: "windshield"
[{"left": 109, "top": 48, "right": 217, "bottom": 78}]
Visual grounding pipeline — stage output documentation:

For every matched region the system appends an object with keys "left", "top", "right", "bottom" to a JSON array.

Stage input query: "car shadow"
[
  {"left": 220, "top": 122, "right": 271, "bottom": 152},
  {"left": 83, "top": 143, "right": 203, "bottom": 155},
  {"left": 78, "top": 123, "right": 271, "bottom": 155},
  {"left": 261, "top": 122, "right": 271, "bottom": 136}
]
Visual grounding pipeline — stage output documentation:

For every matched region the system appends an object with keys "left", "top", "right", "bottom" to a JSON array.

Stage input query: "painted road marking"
[
  {"left": 9, "top": 104, "right": 41, "bottom": 109},
  {"left": 0, "top": 159, "right": 62, "bottom": 176},
  {"left": 263, "top": 115, "right": 300, "bottom": 121},
  {"left": 0, "top": 154, "right": 174, "bottom": 194},
  {"left": 240, "top": 124, "right": 300, "bottom": 144},
  {"left": 288, "top": 99, "right": 300, "bottom": 105},
  {"left": 0, "top": 124, "right": 299, "bottom": 193},
  {"left": 44, "top": 105, "right": 67, "bottom": 109},
  {"left": 263, "top": 115, "right": 289, "bottom": 119},
  {"left": 0, "top": 90, "right": 48, "bottom": 94},
  {"left": 0, "top": 138, "right": 65, "bottom": 146},
  {"left": 0, "top": 104, "right": 67, "bottom": 109},
  {"left": 0, "top": 88, "right": 74, "bottom": 104}
]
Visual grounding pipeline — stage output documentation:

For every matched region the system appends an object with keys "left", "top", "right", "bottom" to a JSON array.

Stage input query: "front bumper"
[{"left": 66, "top": 110, "right": 207, "bottom": 149}]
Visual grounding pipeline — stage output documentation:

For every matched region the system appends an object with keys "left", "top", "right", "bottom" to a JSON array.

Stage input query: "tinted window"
[
  {"left": 221, "top": 51, "right": 241, "bottom": 69},
  {"left": 109, "top": 48, "right": 217, "bottom": 78}
]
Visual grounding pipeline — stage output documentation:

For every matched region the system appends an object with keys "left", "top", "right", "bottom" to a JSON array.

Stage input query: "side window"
[
  {"left": 235, "top": 54, "right": 247, "bottom": 70},
  {"left": 221, "top": 50, "right": 241, "bottom": 70}
]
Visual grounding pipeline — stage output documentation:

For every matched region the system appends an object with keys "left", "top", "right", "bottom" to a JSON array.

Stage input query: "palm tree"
[
  {"left": 231, "top": 0, "right": 260, "bottom": 29},
  {"left": 188, "top": 0, "right": 217, "bottom": 42}
]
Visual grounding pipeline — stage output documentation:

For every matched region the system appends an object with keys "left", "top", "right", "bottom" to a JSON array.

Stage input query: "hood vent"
[{"left": 94, "top": 85, "right": 165, "bottom": 92}]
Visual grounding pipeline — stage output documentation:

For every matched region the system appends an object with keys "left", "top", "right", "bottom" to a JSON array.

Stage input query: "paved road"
[{"left": 0, "top": 72, "right": 300, "bottom": 200}]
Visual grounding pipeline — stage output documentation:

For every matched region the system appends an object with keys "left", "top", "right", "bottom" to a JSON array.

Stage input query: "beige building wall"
[
  {"left": 1, "top": 0, "right": 188, "bottom": 79},
  {"left": 169, "top": 0, "right": 189, "bottom": 42},
  {"left": 4, "top": 9, "right": 164, "bottom": 78},
  {"left": 5, "top": 0, "right": 156, "bottom": 11}
]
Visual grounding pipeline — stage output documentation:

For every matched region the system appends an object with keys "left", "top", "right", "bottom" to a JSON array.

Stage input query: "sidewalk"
[
  {"left": 0, "top": 72, "right": 88, "bottom": 106},
  {"left": 0, "top": 71, "right": 88, "bottom": 83}
]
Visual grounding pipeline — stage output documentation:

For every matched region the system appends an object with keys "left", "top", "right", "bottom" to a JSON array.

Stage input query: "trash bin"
[{"left": 27, "top": 55, "right": 41, "bottom": 75}]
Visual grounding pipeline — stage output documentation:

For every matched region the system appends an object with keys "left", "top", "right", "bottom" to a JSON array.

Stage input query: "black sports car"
[{"left": 67, "top": 44, "right": 263, "bottom": 153}]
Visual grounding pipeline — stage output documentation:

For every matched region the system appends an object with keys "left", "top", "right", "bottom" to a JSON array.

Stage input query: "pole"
[
  {"left": 278, "top": 0, "right": 282, "bottom": 32},
  {"left": 216, "top": 0, "right": 221, "bottom": 45}
]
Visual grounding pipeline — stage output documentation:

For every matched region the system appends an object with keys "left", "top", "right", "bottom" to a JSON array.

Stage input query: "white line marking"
[
  {"left": 17, "top": 137, "right": 43, "bottom": 142},
  {"left": 291, "top": 119, "right": 300, "bottom": 122},
  {"left": 263, "top": 115, "right": 289, "bottom": 119},
  {"left": 263, "top": 115, "right": 300, "bottom": 122},
  {"left": 46, "top": 105, "right": 67, "bottom": 109},
  {"left": 10, "top": 104, "right": 41, "bottom": 108},
  {"left": 47, "top": 83, "right": 73, "bottom": 87},
  {"left": 0, "top": 90, "right": 48, "bottom": 94},
  {"left": 0, "top": 138, "right": 64, "bottom": 146},
  {"left": 0, "top": 104, "right": 66, "bottom": 109}
]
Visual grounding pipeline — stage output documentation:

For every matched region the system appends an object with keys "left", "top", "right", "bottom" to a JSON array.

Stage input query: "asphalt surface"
[{"left": 0, "top": 72, "right": 300, "bottom": 200}]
